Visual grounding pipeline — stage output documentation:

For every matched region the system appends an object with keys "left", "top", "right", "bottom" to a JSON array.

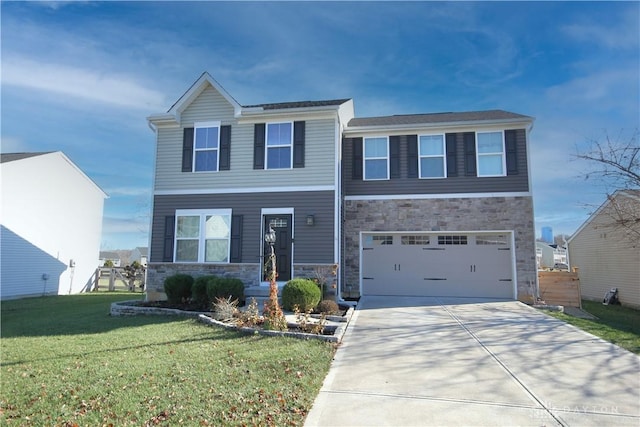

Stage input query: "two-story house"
[{"left": 146, "top": 72, "right": 537, "bottom": 303}]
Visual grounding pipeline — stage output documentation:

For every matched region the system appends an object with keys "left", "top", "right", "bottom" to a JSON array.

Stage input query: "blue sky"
[{"left": 2, "top": 1, "right": 638, "bottom": 250}]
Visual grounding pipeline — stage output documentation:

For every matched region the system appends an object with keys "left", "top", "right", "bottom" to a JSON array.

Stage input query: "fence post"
[
  {"left": 93, "top": 268, "right": 101, "bottom": 291},
  {"left": 109, "top": 268, "right": 116, "bottom": 291}
]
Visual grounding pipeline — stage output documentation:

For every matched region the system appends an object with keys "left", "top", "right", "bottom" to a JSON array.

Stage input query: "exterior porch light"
[
  {"left": 265, "top": 226, "right": 276, "bottom": 246},
  {"left": 263, "top": 226, "right": 286, "bottom": 329},
  {"left": 306, "top": 214, "right": 315, "bottom": 226}
]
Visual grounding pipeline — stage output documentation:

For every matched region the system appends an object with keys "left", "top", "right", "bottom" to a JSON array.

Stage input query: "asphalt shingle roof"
[
  {"left": 348, "top": 109, "right": 532, "bottom": 127},
  {"left": 244, "top": 99, "right": 351, "bottom": 110},
  {"left": 0, "top": 152, "right": 52, "bottom": 164}
]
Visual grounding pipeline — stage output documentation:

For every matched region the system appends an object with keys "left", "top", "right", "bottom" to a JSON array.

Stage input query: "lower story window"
[{"left": 175, "top": 209, "right": 231, "bottom": 263}]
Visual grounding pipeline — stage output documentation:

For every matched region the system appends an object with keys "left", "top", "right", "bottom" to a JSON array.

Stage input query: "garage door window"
[
  {"left": 365, "top": 235, "right": 393, "bottom": 246},
  {"left": 401, "top": 235, "right": 430, "bottom": 245},
  {"left": 476, "top": 234, "right": 508, "bottom": 245},
  {"left": 438, "top": 235, "right": 468, "bottom": 245}
]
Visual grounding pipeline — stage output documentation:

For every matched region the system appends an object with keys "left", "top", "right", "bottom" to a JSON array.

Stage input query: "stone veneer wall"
[
  {"left": 146, "top": 263, "right": 261, "bottom": 301},
  {"left": 342, "top": 196, "right": 538, "bottom": 302},
  {"left": 146, "top": 262, "right": 339, "bottom": 301}
]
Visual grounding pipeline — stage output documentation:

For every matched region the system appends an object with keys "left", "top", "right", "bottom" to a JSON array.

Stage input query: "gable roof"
[
  {"left": 1, "top": 152, "right": 53, "bottom": 163},
  {"left": 567, "top": 189, "right": 640, "bottom": 243},
  {"left": 347, "top": 109, "right": 533, "bottom": 129}
]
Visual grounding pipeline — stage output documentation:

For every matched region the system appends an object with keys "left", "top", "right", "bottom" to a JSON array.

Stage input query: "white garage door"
[{"left": 361, "top": 233, "right": 514, "bottom": 299}]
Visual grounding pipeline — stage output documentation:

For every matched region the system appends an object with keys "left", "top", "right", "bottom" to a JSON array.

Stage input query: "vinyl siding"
[
  {"left": 150, "top": 191, "right": 335, "bottom": 264},
  {"left": 155, "top": 118, "right": 337, "bottom": 191},
  {"left": 343, "top": 129, "right": 529, "bottom": 196},
  {"left": 569, "top": 209, "right": 640, "bottom": 307}
]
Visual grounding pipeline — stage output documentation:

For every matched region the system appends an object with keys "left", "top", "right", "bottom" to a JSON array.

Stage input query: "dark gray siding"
[
  {"left": 150, "top": 191, "right": 335, "bottom": 264},
  {"left": 343, "top": 129, "right": 529, "bottom": 196}
]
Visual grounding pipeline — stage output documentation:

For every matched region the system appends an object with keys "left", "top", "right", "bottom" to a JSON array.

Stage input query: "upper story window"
[
  {"left": 476, "top": 131, "right": 505, "bottom": 177},
  {"left": 193, "top": 122, "right": 220, "bottom": 172},
  {"left": 266, "top": 122, "right": 293, "bottom": 169},
  {"left": 419, "top": 134, "right": 446, "bottom": 179},
  {"left": 364, "top": 137, "right": 389, "bottom": 180},
  {"left": 175, "top": 209, "right": 231, "bottom": 263}
]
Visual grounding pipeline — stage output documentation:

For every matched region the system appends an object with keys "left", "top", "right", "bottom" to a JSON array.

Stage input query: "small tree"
[
  {"left": 103, "top": 259, "right": 114, "bottom": 268},
  {"left": 576, "top": 129, "right": 640, "bottom": 245}
]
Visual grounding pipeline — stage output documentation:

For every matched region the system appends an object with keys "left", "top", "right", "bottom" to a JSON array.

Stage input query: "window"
[
  {"left": 476, "top": 234, "right": 508, "bottom": 245},
  {"left": 193, "top": 122, "right": 220, "bottom": 172},
  {"left": 438, "top": 235, "right": 468, "bottom": 245},
  {"left": 477, "top": 131, "right": 505, "bottom": 176},
  {"left": 419, "top": 134, "right": 446, "bottom": 178},
  {"left": 175, "top": 209, "right": 231, "bottom": 263},
  {"left": 364, "top": 137, "right": 389, "bottom": 180},
  {"left": 266, "top": 122, "right": 292, "bottom": 169},
  {"left": 401, "top": 235, "right": 430, "bottom": 245}
]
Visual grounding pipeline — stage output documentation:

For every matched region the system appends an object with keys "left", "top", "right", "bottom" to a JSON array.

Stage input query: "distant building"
[
  {"left": 535, "top": 242, "right": 567, "bottom": 269},
  {"left": 99, "top": 251, "right": 121, "bottom": 267},
  {"left": 541, "top": 226, "right": 553, "bottom": 244},
  {"left": 130, "top": 247, "right": 148, "bottom": 267},
  {"left": 1, "top": 152, "right": 108, "bottom": 299}
]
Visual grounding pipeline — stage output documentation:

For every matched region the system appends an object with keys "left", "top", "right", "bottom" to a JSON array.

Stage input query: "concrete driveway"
[{"left": 305, "top": 296, "right": 640, "bottom": 426}]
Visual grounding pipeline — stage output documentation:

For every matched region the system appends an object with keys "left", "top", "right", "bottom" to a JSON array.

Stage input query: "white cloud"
[
  {"left": 104, "top": 186, "right": 151, "bottom": 197},
  {"left": 562, "top": 9, "right": 639, "bottom": 50},
  {"left": 2, "top": 57, "right": 167, "bottom": 111},
  {"left": 0, "top": 136, "right": 30, "bottom": 153}
]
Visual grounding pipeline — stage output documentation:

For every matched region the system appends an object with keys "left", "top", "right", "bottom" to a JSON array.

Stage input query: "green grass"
[
  {"left": 1, "top": 293, "right": 335, "bottom": 426},
  {"left": 547, "top": 299, "right": 640, "bottom": 354}
]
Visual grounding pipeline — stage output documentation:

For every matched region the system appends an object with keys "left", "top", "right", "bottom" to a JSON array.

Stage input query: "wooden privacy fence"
[{"left": 538, "top": 271, "right": 581, "bottom": 308}]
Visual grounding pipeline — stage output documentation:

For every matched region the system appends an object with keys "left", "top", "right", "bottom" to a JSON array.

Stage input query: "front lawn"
[
  {"left": 1, "top": 293, "right": 335, "bottom": 426},
  {"left": 546, "top": 299, "right": 640, "bottom": 354}
]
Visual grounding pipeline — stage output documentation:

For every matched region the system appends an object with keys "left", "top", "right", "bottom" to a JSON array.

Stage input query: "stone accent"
[
  {"left": 293, "top": 263, "right": 339, "bottom": 301},
  {"left": 145, "top": 263, "right": 260, "bottom": 301},
  {"left": 342, "top": 196, "right": 538, "bottom": 302}
]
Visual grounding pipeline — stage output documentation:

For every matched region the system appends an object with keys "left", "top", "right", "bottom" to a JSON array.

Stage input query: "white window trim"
[
  {"left": 418, "top": 133, "right": 447, "bottom": 179},
  {"left": 174, "top": 208, "right": 232, "bottom": 263},
  {"left": 476, "top": 130, "right": 506, "bottom": 177},
  {"left": 265, "top": 121, "right": 294, "bottom": 170},
  {"left": 193, "top": 121, "right": 221, "bottom": 173},
  {"left": 363, "top": 136, "right": 390, "bottom": 181}
]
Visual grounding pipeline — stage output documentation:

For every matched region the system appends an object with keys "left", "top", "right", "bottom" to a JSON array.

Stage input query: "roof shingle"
[{"left": 348, "top": 109, "right": 532, "bottom": 127}]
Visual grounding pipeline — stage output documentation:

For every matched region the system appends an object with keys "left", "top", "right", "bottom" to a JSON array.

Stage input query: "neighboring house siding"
[
  {"left": 0, "top": 152, "right": 106, "bottom": 299},
  {"left": 569, "top": 208, "right": 640, "bottom": 308},
  {"left": 150, "top": 191, "right": 335, "bottom": 264},
  {"left": 154, "top": 118, "right": 337, "bottom": 192},
  {"left": 342, "top": 129, "right": 529, "bottom": 196}
]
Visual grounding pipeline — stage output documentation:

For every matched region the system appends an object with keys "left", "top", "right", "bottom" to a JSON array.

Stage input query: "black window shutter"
[
  {"left": 464, "top": 132, "right": 477, "bottom": 176},
  {"left": 407, "top": 135, "right": 418, "bottom": 178},
  {"left": 293, "top": 121, "right": 305, "bottom": 168},
  {"left": 230, "top": 215, "right": 243, "bottom": 263},
  {"left": 163, "top": 215, "right": 175, "bottom": 262},
  {"left": 446, "top": 133, "right": 458, "bottom": 177},
  {"left": 505, "top": 130, "right": 518, "bottom": 175},
  {"left": 253, "top": 123, "right": 266, "bottom": 169},
  {"left": 389, "top": 136, "right": 400, "bottom": 178},
  {"left": 352, "top": 138, "right": 363, "bottom": 179},
  {"left": 182, "top": 128, "right": 194, "bottom": 172},
  {"left": 219, "top": 125, "right": 231, "bottom": 171}
]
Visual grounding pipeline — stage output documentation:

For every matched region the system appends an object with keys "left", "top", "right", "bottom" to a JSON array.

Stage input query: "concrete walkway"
[{"left": 305, "top": 296, "right": 640, "bottom": 426}]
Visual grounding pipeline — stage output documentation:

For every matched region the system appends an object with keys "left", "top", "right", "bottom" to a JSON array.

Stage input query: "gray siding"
[
  {"left": 154, "top": 87, "right": 338, "bottom": 192},
  {"left": 343, "top": 129, "right": 529, "bottom": 196},
  {"left": 150, "top": 191, "right": 335, "bottom": 264}
]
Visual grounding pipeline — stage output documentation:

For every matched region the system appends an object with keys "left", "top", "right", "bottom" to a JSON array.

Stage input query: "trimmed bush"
[
  {"left": 282, "top": 278, "right": 321, "bottom": 312},
  {"left": 316, "top": 299, "right": 340, "bottom": 315},
  {"left": 164, "top": 274, "right": 194, "bottom": 305},
  {"left": 206, "top": 277, "right": 245, "bottom": 304},
  {"left": 192, "top": 275, "right": 217, "bottom": 308}
]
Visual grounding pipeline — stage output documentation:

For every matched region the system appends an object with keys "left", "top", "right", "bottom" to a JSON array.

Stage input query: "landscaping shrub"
[
  {"left": 163, "top": 274, "right": 194, "bottom": 305},
  {"left": 316, "top": 299, "right": 340, "bottom": 315},
  {"left": 282, "top": 278, "right": 321, "bottom": 312},
  {"left": 206, "top": 277, "right": 245, "bottom": 305},
  {"left": 192, "top": 275, "right": 217, "bottom": 308}
]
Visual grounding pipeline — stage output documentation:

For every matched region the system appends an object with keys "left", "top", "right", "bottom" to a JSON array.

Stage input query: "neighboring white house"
[
  {"left": 99, "top": 251, "right": 122, "bottom": 267},
  {"left": 567, "top": 190, "right": 640, "bottom": 308},
  {"left": 1, "top": 152, "right": 108, "bottom": 299},
  {"left": 535, "top": 241, "right": 567, "bottom": 269},
  {"left": 130, "top": 247, "right": 148, "bottom": 267}
]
